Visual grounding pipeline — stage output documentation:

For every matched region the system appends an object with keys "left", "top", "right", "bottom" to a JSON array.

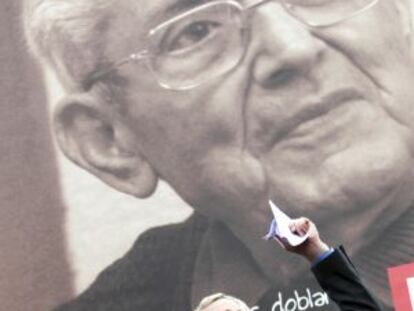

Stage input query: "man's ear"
[{"left": 53, "top": 92, "right": 158, "bottom": 198}]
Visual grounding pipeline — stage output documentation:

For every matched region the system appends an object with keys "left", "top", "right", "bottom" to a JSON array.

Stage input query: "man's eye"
[{"left": 166, "top": 21, "right": 220, "bottom": 53}]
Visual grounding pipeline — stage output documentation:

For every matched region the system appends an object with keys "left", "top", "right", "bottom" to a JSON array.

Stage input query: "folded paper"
[{"left": 264, "top": 200, "right": 308, "bottom": 247}]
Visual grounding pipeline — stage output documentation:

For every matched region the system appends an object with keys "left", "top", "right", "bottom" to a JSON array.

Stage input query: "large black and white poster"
[{"left": 2, "top": 1, "right": 414, "bottom": 310}]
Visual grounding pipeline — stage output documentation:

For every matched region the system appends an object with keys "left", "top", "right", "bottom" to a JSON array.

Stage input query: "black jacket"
[{"left": 312, "top": 247, "right": 383, "bottom": 311}]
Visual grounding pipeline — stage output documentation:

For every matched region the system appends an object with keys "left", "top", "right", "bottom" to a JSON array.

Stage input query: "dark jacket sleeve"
[{"left": 311, "top": 246, "right": 383, "bottom": 311}]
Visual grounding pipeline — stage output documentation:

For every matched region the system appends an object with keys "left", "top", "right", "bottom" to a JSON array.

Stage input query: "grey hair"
[
  {"left": 194, "top": 293, "right": 250, "bottom": 311},
  {"left": 23, "top": 0, "right": 116, "bottom": 91}
]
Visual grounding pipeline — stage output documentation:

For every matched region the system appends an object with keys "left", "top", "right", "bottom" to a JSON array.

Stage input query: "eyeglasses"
[{"left": 84, "top": 0, "right": 380, "bottom": 91}]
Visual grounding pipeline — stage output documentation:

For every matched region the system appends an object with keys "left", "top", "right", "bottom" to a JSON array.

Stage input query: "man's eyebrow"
[
  {"left": 147, "top": 0, "right": 211, "bottom": 26},
  {"left": 165, "top": 0, "right": 207, "bottom": 14}
]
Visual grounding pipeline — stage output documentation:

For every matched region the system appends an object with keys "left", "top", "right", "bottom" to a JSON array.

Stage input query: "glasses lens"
[
  {"left": 148, "top": 2, "right": 245, "bottom": 90},
  {"left": 284, "top": 0, "right": 378, "bottom": 26}
]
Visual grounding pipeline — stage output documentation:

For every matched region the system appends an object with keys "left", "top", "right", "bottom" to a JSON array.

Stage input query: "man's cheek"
[
  {"left": 315, "top": 26, "right": 414, "bottom": 131},
  {"left": 377, "top": 78, "right": 414, "bottom": 134},
  {"left": 314, "top": 4, "right": 409, "bottom": 88}
]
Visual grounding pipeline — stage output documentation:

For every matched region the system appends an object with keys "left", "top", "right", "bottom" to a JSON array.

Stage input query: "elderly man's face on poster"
[
  {"left": 24, "top": 0, "right": 414, "bottom": 308},
  {"left": 60, "top": 0, "right": 414, "bottom": 241}
]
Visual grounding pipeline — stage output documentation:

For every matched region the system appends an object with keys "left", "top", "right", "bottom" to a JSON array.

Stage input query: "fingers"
[{"left": 289, "top": 217, "right": 311, "bottom": 236}]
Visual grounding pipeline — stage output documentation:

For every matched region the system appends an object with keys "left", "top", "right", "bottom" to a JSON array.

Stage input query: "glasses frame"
[{"left": 82, "top": 0, "right": 380, "bottom": 91}]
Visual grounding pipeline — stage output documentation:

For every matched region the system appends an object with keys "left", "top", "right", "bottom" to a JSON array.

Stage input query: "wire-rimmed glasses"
[{"left": 84, "top": 0, "right": 380, "bottom": 91}]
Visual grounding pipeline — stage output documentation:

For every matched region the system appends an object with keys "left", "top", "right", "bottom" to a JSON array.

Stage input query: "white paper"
[
  {"left": 268, "top": 200, "right": 309, "bottom": 247},
  {"left": 407, "top": 277, "right": 414, "bottom": 311}
]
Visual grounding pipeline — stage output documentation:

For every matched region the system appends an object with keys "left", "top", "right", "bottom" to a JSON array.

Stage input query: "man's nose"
[{"left": 249, "top": 3, "right": 326, "bottom": 88}]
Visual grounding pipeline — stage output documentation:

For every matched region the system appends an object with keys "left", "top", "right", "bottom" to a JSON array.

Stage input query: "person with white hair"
[
  {"left": 23, "top": 0, "right": 414, "bottom": 310},
  {"left": 194, "top": 293, "right": 250, "bottom": 311}
]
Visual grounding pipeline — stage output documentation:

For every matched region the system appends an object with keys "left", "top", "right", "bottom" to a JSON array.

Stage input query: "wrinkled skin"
[{"left": 60, "top": 0, "right": 414, "bottom": 286}]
